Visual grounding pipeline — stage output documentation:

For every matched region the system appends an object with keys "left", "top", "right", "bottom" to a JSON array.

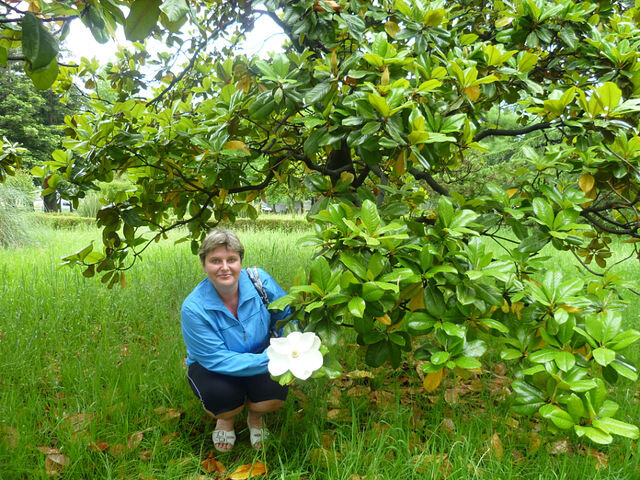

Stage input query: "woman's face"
[{"left": 202, "top": 245, "right": 242, "bottom": 293}]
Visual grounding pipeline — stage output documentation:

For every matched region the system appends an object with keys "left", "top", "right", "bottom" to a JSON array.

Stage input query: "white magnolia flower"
[{"left": 267, "top": 332, "right": 323, "bottom": 380}]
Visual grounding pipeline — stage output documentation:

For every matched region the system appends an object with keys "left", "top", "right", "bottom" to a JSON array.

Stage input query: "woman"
[{"left": 181, "top": 229, "right": 291, "bottom": 452}]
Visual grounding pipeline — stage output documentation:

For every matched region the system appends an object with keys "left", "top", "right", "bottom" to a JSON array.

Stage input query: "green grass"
[{"left": 1, "top": 226, "right": 639, "bottom": 479}]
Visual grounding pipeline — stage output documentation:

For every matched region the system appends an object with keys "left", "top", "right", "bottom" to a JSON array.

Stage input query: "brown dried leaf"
[
  {"left": 45, "top": 453, "right": 70, "bottom": 477},
  {"left": 37, "top": 446, "right": 59, "bottom": 455},
  {"left": 154, "top": 407, "right": 181, "bottom": 423},
  {"left": 412, "top": 453, "right": 452, "bottom": 475},
  {"left": 346, "top": 385, "right": 371, "bottom": 398},
  {"left": 161, "top": 432, "right": 179, "bottom": 445},
  {"left": 138, "top": 449, "right": 152, "bottom": 461},
  {"left": 108, "top": 443, "right": 126, "bottom": 457},
  {"left": 444, "top": 388, "right": 458, "bottom": 405},
  {"left": 579, "top": 446, "right": 609, "bottom": 470},
  {"left": 201, "top": 451, "right": 226, "bottom": 474},
  {"left": 127, "top": 428, "right": 152, "bottom": 451},
  {"left": 440, "top": 418, "right": 456, "bottom": 436},
  {"left": 326, "top": 408, "right": 350, "bottom": 422},
  {"left": 63, "top": 413, "right": 94, "bottom": 433},
  {"left": 227, "top": 461, "right": 267, "bottom": 479},
  {"left": 88, "top": 441, "right": 109, "bottom": 452},
  {"left": 490, "top": 433, "right": 504, "bottom": 461},
  {"left": 548, "top": 438, "right": 573, "bottom": 456},
  {"left": 1, "top": 425, "right": 20, "bottom": 448}
]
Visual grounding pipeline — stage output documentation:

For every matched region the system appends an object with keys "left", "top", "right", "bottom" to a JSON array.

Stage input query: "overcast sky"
[{"left": 63, "top": 14, "right": 285, "bottom": 64}]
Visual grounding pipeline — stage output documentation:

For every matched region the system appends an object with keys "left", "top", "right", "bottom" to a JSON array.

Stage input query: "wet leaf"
[{"left": 227, "top": 461, "right": 268, "bottom": 479}]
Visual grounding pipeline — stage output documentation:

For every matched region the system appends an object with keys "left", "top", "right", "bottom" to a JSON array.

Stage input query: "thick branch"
[
  {"left": 409, "top": 168, "right": 451, "bottom": 196},
  {"left": 580, "top": 211, "right": 640, "bottom": 237},
  {"left": 474, "top": 122, "right": 554, "bottom": 142}
]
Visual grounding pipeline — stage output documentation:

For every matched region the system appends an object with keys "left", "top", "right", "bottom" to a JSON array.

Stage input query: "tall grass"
[{"left": 0, "top": 225, "right": 638, "bottom": 479}]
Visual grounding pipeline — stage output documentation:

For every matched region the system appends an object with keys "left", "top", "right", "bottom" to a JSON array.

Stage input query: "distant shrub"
[
  {"left": 0, "top": 171, "right": 38, "bottom": 247},
  {"left": 222, "top": 217, "right": 311, "bottom": 232},
  {"left": 32, "top": 213, "right": 95, "bottom": 229},
  {"left": 76, "top": 190, "right": 102, "bottom": 218}
]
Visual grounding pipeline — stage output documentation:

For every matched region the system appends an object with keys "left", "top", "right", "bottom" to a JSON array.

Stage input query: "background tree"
[{"left": 2, "top": 0, "right": 640, "bottom": 445}]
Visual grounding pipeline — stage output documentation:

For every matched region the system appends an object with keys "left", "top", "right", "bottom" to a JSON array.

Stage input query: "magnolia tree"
[{"left": 2, "top": 0, "right": 640, "bottom": 444}]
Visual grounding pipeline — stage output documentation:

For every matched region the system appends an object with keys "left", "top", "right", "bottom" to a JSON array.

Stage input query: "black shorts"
[{"left": 187, "top": 362, "right": 288, "bottom": 415}]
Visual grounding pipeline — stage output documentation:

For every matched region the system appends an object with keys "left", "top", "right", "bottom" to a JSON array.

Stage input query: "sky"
[{"left": 63, "top": 13, "right": 285, "bottom": 64}]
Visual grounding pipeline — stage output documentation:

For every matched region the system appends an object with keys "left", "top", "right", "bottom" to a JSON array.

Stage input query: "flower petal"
[
  {"left": 289, "top": 350, "right": 323, "bottom": 380},
  {"left": 296, "top": 332, "right": 318, "bottom": 352},
  {"left": 268, "top": 337, "right": 293, "bottom": 355},
  {"left": 267, "top": 351, "right": 290, "bottom": 376}
]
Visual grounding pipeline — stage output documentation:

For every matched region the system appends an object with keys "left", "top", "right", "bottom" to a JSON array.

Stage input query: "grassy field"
[{"left": 1, "top": 224, "right": 639, "bottom": 479}]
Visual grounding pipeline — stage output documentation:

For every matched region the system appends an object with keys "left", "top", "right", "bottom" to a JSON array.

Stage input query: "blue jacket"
[{"left": 181, "top": 268, "right": 291, "bottom": 376}]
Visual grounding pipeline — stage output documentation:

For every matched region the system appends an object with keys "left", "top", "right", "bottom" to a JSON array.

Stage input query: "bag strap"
[{"left": 247, "top": 267, "right": 270, "bottom": 308}]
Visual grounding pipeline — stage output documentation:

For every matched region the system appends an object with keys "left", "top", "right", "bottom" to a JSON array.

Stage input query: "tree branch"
[
  {"left": 409, "top": 168, "right": 451, "bottom": 196},
  {"left": 474, "top": 122, "right": 554, "bottom": 142}
]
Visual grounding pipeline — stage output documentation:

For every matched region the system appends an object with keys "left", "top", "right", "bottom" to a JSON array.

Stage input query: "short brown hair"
[{"left": 198, "top": 229, "right": 244, "bottom": 264}]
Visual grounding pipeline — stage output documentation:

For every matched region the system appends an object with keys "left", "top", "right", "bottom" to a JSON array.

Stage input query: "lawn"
[{"left": 0, "top": 224, "right": 639, "bottom": 479}]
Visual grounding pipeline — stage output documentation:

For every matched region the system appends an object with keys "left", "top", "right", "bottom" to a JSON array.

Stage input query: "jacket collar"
[{"left": 197, "top": 269, "right": 259, "bottom": 311}]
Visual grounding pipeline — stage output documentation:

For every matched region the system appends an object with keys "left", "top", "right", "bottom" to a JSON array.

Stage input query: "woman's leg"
[
  {"left": 187, "top": 363, "right": 246, "bottom": 451},
  {"left": 245, "top": 373, "right": 288, "bottom": 448}
]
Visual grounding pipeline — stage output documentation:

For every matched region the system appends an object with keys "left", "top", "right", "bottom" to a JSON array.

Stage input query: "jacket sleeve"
[
  {"left": 181, "top": 304, "right": 268, "bottom": 376},
  {"left": 257, "top": 268, "right": 293, "bottom": 331}
]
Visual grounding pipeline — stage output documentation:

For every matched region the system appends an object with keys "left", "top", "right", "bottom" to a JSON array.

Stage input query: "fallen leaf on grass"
[
  {"left": 108, "top": 443, "right": 127, "bottom": 457},
  {"left": 346, "top": 370, "right": 374, "bottom": 380},
  {"left": 440, "top": 418, "right": 456, "bottom": 436},
  {"left": 346, "top": 385, "right": 371, "bottom": 398},
  {"left": 327, "top": 408, "right": 350, "bottom": 422},
  {"left": 37, "top": 446, "right": 59, "bottom": 455},
  {"left": 88, "top": 441, "right": 109, "bottom": 452},
  {"left": 161, "top": 432, "right": 179, "bottom": 445},
  {"left": 1, "top": 425, "right": 20, "bottom": 448},
  {"left": 328, "top": 387, "right": 343, "bottom": 408},
  {"left": 45, "top": 453, "right": 70, "bottom": 477},
  {"left": 201, "top": 451, "right": 226, "bottom": 474},
  {"left": 321, "top": 433, "right": 335, "bottom": 448},
  {"left": 138, "top": 449, "right": 152, "bottom": 461},
  {"left": 309, "top": 447, "right": 341, "bottom": 465},
  {"left": 579, "top": 446, "right": 609, "bottom": 470},
  {"left": 548, "top": 438, "right": 573, "bottom": 455},
  {"left": 370, "top": 389, "right": 394, "bottom": 407},
  {"left": 62, "top": 413, "right": 95, "bottom": 433},
  {"left": 412, "top": 453, "right": 452, "bottom": 475},
  {"left": 490, "top": 433, "right": 504, "bottom": 461},
  {"left": 127, "top": 428, "right": 153, "bottom": 450},
  {"left": 528, "top": 432, "right": 541, "bottom": 454},
  {"left": 227, "top": 461, "right": 267, "bottom": 479},
  {"left": 153, "top": 406, "right": 181, "bottom": 422}
]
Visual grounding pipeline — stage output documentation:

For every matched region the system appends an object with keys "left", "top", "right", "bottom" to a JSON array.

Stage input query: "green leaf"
[
  {"left": 348, "top": 296, "right": 366, "bottom": 318},
  {"left": 592, "top": 347, "right": 616, "bottom": 366},
  {"left": 0, "top": 46, "right": 8, "bottom": 67},
  {"left": 360, "top": 199, "right": 381, "bottom": 232},
  {"left": 125, "top": 0, "right": 161, "bottom": 41},
  {"left": 574, "top": 426, "right": 612, "bottom": 444},
  {"left": 500, "top": 348, "right": 523, "bottom": 360},
  {"left": 455, "top": 356, "right": 482, "bottom": 369},
  {"left": 610, "top": 358, "right": 638, "bottom": 381},
  {"left": 595, "top": 82, "right": 622, "bottom": 111},
  {"left": 532, "top": 197, "right": 554, "bottom": 228},
  {"left": 555, "top": 351, "right": 575, "bottom": 372},
  {"left": 160, "top": 0, "right": 189, "bottom": 22},
  {"left": 21, "top": 12, "right": 59, "bottom": 70},
  {"left": 442, "top": 321, "right": 465, "bottom": 338},
  {"left": 539, "top": 404, "right": 575, "bottom": 429},
  {"left": 431, "top": 351, "right": 450, "bottom": 365},
  {"left": 368, "top": 93, "right": 390, "bottom": 117},
  {"left": 406, "top": 312, "right": 435, "bottom": 334},
  {"left": 478, "top": 318, "right": 509, "bottom": 333},
  {"left": 592, "top": 418, "right": 639, "bottom": 439},
  {"left": 310, "top": 256, "right": 332, "bottom": 292},
  {"left": 566, "top": 394, "right": 586, "bottom": 418},
  {"left": 437, "top": 196, "right": 454, "bottom": 228},
  {"left": 340, "top": 252, "right": 368, "bottom": 280},
  {"left": 365, "top": 341, "right": 389, "bottom": 367},
  {"left": 25, "top": 58, "right": 59, "bottom": 91},
  {"left": 362, "top": 282, "right": 384, "bottom": 302}
]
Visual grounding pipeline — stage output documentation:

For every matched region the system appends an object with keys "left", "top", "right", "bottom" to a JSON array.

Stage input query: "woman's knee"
[{"left": 247, "top": 399, "right": 285, "bottom": 413}]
